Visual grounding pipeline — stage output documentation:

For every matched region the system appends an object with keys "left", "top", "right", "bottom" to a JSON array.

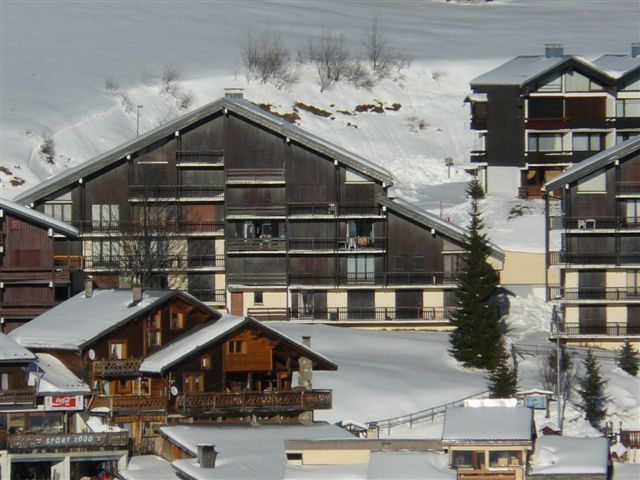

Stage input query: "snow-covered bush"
[{"left": 241, "top": 28, "right": 298, "bottom": 88}]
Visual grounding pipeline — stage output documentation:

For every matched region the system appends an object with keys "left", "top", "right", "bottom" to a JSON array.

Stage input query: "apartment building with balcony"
[
  {"left": 14, "top": 93, "right": 504, "bottom": 326},
  {"left": 467, "top": 43, "right": 640, "bottom": 198},
  {"left": 543, "top": 137, "right": 640, "bottom": 349},
  {"left": 0, "top": 198, "right": 79, "bottom": 332},
  {"left": 8, "top": 287, "right": 336, "bottom": 451}
]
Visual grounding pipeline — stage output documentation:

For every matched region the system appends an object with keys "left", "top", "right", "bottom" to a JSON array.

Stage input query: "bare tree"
[
  {"left": 308, "top": 30, "right": 352, "bottom": 91},
  {"left": 241, "top": 28, "right": 298, "bottom": 88},
  {"left": 39, "top": 131, "right": 56, "bottom": 164},
  {"left": 160, "top": 64, "right": 182, "bottom": 96},
  {"left": 539, "top": 347, "right": 577, "bottom": 423},
  {"left": 363, "top": 16, "right": 386, "bottom": 73}
]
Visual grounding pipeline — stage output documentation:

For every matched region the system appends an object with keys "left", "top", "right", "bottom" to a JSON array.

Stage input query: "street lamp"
[
  {"left": 445, "top": 157, "right": 454, "bottom": 178},
  {"left": 136, "top": 105, "right": 143, "bottom": 136}
]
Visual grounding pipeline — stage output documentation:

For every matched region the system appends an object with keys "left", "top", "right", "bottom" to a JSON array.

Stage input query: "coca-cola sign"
[{"left": 44, "top": 395, "right": 84, "bottom": 411}]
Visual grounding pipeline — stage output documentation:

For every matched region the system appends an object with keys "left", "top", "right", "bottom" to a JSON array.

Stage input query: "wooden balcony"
[
  {"left": 548, "top": 286, "right": 640, "bottom": 301},
  {"left": 609, "top": 116, "right": 640, "bottom": 129},
  {"left": 7, "top": 431, "right": 129, "bottom": 451},
  {"left": 0, "top": 388, "right": 37, "bottom": 406},
  {"left": 76, "top": 220, "right": 224, "bottom": 234},
  {"left": 0, "top": 267, "right": 70, "bottom": 284},
  {"left": 339, "top": 203, "right": 382, "bottom": 217},
  {"left": 621, "top": 430, "right": 640, "bottom": 448},
  {"left": 617, "top": 181, "right": 640, "bottom": 195},
  {"left": 288, "top": 202, "right": 336, "bottom": 216},
  {"left": 456, "top": 470, "right": 516, "bottom": 480},
  {"left": 89, "top": 395, "right": 167, "bottom": 414},
  {"left": 188, "top": 289, "right": 226, "bottom": 303},
  {"left": 226, "top": 204, "right": 287, "bottom": 217},
  {"left": 93, "top": 358, "right": 143, "bottom": 377},
  {"left": 553, "top": 322, "right": 640, "bottom": 337},
  {"left": 176, "top": 149, "right": 224, "bottom": 166},
  {"left": 175, "top": 389, "right": 332, "bottom": 414},
  {"left": 83, "top": 254, "right": 224, "bottom": 271},
  {"left": 248, "top": 306, "right": 458, "bottom": 322},
  {"left": 287, "top": 237, "right": 386, "bottom": 251},
  {"left": 524, "top": 151, "right": 574, "bottom": 164},
  {"left": 226, "top": 168, "right": 285, "bottom": 184},
  {"left": 227, "top": 237, "right": 287, "bottom": 252},
  {"left": 226, "top": 272, "right": 288, "bottom": 286},
  {"left": 288, "top": 272, "right": 458, "bottom": 287},
  {"left": 128, "top": 184, "right": 223, "bottom": 199},
  {"left": 548, "top": 251, "right": 640, "bottom": 266},
  {"left": 525, "top": 116, "right": 571, "bottom": 129}
]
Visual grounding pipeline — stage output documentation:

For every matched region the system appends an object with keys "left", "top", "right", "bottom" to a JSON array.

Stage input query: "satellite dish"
[
  {"left": 170, "top": 386, "right": 179, "bottom": 396},
  {"left": 88, "top": 349, "right": 96, "bottom": 361}
]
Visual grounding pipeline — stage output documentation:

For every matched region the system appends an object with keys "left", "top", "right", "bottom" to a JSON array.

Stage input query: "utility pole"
[
  {"left": 136, "top": 105, "right": 143, "bottom": 136},
  {"left": 554, "top": 295, "right": 563, "bottom": 433}
]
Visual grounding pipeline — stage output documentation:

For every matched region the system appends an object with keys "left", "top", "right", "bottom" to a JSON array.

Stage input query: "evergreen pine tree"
[
  {"left": 468, "top": 176, "right": 485, "bottom": 199},
  {"left": 577, "top": 349, "right": 607, "bottom": 428},
  {"left": 617, "top": 339, "right": 639, "bottom": 376},
  {"left": 449, "top": 178, "right": 502, "bottom": 370},
  {"left": 488, "top": 344, "right": 518, "bottom": 398}
]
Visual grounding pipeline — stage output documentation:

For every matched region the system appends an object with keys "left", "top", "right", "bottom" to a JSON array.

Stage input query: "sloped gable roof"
[
  {"left": 140, "top": 314, "right": 337, "bottom": 374},
  {"left": 592, "top": 53, "right": 640, "bottom": 80},
  {"left": 14, "top": 97, "right": 393, "bottom": 205},
  {"left": 379, "top": 196, "right": 505, "bottom": 263},
  {"left": 442, "top": 406, "right": 533, "bottom": 442},
  {"left": 0, "top": 332, "right": 36, "bottom": 363},
  {"left": 0, "top": 197, "right": 78, "bottom": 237},
  {"left": 544, "top": 137, "right": 640, "bottom": 192}
]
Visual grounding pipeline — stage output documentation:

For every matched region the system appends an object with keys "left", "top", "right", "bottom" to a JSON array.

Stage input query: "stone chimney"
[
  {"left": 544, "top": 43, "right": 564, "bottom": 58},
  {"left": 632, "top": 42, "right": 640, "bottom": 58},
  {"left": 132, "top": 285, "right": 143, "bottom": 304},
  {"left": 197, "top": 444, "right": 218, "bottom": 469},
  {"left": 84, "top": 276, "right": 93, "bottom": 298},
  {"left": 367, "top": 422, "right": 380, "bottom": 440},
  {"left": 224, "top": 87, "right": 244, "bottom": 99}
]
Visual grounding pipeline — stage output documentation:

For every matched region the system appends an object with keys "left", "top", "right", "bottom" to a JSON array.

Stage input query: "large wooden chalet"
[
  {"left": 8, "top": 287, "right": 336, "bottom": 451},
  {"left": 543, "top": 137, "right": 640, "bottom": 349},
  {"left": 0, "top": 198, "right": 79, "bottom": 332},
  {"left": 13, "top": 92, "right": 504, "bottom": 327}
]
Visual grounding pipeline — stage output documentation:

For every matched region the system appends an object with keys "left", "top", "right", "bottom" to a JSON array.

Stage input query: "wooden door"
[{"left": 231, "top": 292, "right": 244, "bottom": 316}]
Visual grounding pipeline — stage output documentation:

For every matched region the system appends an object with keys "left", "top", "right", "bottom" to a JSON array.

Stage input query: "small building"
[
  {"left": 441, "top": 406, "right": 535, "bottom": 480},
  {"left": 0, "top": 198, "right": 79, "bottom": 332},
  {"left": 528, "top": 436, "right": 610, "bottom": 480}
]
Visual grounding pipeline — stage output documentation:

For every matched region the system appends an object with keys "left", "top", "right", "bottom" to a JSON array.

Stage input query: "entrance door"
[
  {"left": 231, "top": 292, "right": 243, "bottom": 316},
  {"left": 578, "top": 270, "right": 605, "bottom": 300},
  {"left": 347, "top": 290, "right": 375, "bottom": 320}
]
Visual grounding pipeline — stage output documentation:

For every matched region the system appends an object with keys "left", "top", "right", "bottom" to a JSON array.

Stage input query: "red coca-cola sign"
[{"left": 44, "top": 395, "right": 83, "bottom": 411}]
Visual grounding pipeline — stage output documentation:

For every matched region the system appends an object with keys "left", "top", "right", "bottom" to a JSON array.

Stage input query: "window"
[
  {"left": 577, "top": 171, "right": 606, "bottom": 193},
  {"left": 572, "top": 133, "right": 602, "bottom": 152},
  {"left": 91, "top": 204, "right": 119, "bottom": 230},
  {"left": 528, "top": 133, "right": 562, "bottom": 152},
  {"left": 537, "top": 73, "right": 562, "bottom": 92},
  {"left": 108, "top": 340, "right": 127, "bottom": 360},
  {"left": 147, "top": 312, "right": 162, "bottom": 348},
  {"left": 617, "top": 132, "right": 640, "bottom": 145},
  {"left": 254, "top": 291, "right": 264, "bottom": 304},
  {"left": 170, "top": 310, "right": 184, "bottom": 329},
  {"left": 44, "top": 203, "right": 72, "bottom": 222},
  {"left": 347, "top": 255, "right": 376, "bottom": 281},
  {"left": 564, "top": 71, "right": 602, "bottom": 92},
  {"left": 627, "top": 270, "right": 640, "bottom": 296},
  {"left": 228, "top": 340, "right": 245, "bottom": 354},
  {"left": 489, "top": 451, "right": 522, "bottom": 468},
  {"left": 91, "top": 240, "right": 120, "bottom": 263},
  {"left": 201, "top": 355, "right": 212, "bottom": 370},
  {"left": 616, "top": 99, "right": 640, "bottom": 118},
  {"left": 451, "top": 451, "right": 485, "bottom": 469},
  {"left": 626, "top": 200, "right": 640, "bottom": 226},
  {"left": 0, "top": 373, "right": 8, "bottom": 391},
  {"left": 115, "top": 379, "right": 133, "bottom": 395},
  {"left": 622, "top": 77, "right": 640, "bottom": 92},
  {"left": 345, "top": 168, "right": 373, "bottom": 183},
  {"left": 184, "top": 373, "right": 204, "bottom": 393}
]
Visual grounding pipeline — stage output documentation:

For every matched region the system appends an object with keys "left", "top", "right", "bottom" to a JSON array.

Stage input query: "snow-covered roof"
[
  {"left": 380, "top": 196, "right": 506, "bottom": 263},
  {"left": 592, "top": 54, "right": 640, "bottom": 79},
  {"left": 614, "top": 462, "right": 640, "bottom": 480},
  {"left": 368, "top": 451, "right": 455, "bottom": 480},
  {"left": 0, "top": 332, "right": 36, "bottom": 363},
  {"left": 10, "top": 289, "right": 216, "bottom": 351},
  {"left": 464, "top": 93, "right": 488, "bottom": 103},
  {"left": 441, "top": 406, "right": 533, "bottom": 442},
  {"left": 161, "top": 423, "right": 354, "bottom": 480},
  {"left": 30, "top": 353, "right": 90, "bottom": 395},
  {"left": 14, "top": 96, "right": 393, "bottom": 206},
  {"left": 544, "top": 137, "right": 640, "bottom": 192},
  {"left": 119, "top": 455, "right": 178, "bottom": 480},
  {"left": 0, "top": 197, "right": 78, "bottom": 237},
  {"left": 140, "top": 314, "right": 337, "bottom": 374},
  {"left": 529, "top": 436, "right": 609, "bottom": 476}
]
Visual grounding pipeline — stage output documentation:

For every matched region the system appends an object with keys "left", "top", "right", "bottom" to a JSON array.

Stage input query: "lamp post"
[
  {"left": 554, "top": 294, "right": 563, "bottom": 433},
  {"left": 136, "top": 105, "right": 143, "bottom": 136},
  {"left": 445, "top": 157, "right": 454, "bottom": 178}
]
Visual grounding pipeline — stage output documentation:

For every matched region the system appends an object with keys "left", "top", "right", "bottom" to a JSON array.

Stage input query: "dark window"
[{"left": 254, "top": 291, "right": 264, "bottom": 304}]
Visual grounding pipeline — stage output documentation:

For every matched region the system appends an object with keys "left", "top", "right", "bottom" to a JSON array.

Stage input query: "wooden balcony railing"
[
  {"left": 226, "top": 237, "right": 287, "bottom": 251},
  {"left": 0, "top": 388, "right": 37, "bottom": 406},
  {"left": 617, "top": 181, "right": 640, "bottom": 195},
  {"left": 90, "top": 395, "right": 167, "bottom": 414},
  {"left": 226, "top": 204, "right": 287, "bottom": 216},
  {"left": 288, "top": 272, "right": 458, "bottom": 287},
  {"left": 128, "top": 185, "right": 223, "bottom": 199},
  {"left": 339, "top": 204, "right": 382, "bottom": 216},
  {"left": 456, "top": 470, "right": 516, "bottom": 480},
  {"left": 524, "top": 151, "right": 574, "bottom": 164},
  {"left": 175, "top": 389, "right": 332, "bottom": 413},
  {"left": 75, "top": 220, "right": 224, "bottom": 234},
  {"left": 54, "top": 255, "right": 84, "bottom": 269},
  {"left": 621, "top": 430, "right": 640, "bottom": 448},
  {"left": 226, "top": 273, "right": 288, "bottom": 286},
  {"left": 7, "top": 431, "right": 129, "bottom": 451},
  {"left": 226, "top": 168, "right": 285, "bottom": 182},
  {"left": 176, "top": 150, "right": 224, "bottom": 165},
  {"left": 188, "top": 289, "right": 226, "bottom": 303},
  {"left": 288, "top": 202, "right": 336, "bottom": 216},
  {"left": 0, "top": 267, "right": 70, "bottom": 284},
  {"left": 248, "top": 306, "right": 458, "bottom": 322},
  {"left": 548, "top": 286, "right": 640, "bottom": 301},
  {"left": 525, "top": 117, "right": 571, "bottom": 129},
  {"left": 83, "top": 254, "right": 224, "bottom": 271},
  {"left": 93, "top": 358, "right": 143, "bottom": 377},
  {"left": 553, "top": 322, "right": 640, "bottom": 337}
]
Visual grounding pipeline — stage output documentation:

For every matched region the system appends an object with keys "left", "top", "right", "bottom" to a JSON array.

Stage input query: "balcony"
[
  {"left": 549, "top": 216, "right": 640, "bottom": 230},
  {"left": 288, "top": 272, "right": 458, "bottom": 287},
  {"left": 226, "top": 273, "right": 288, "bottom": 286},
  {"left": 248, "top": 306, "right": 458, "bottom": 322},
  {"left": 89, "top": 395, "right": 167, "bottom": 414},
  {"left": 617, "top": 181, "right": 640, "bottom": 196},
  {"left": 456, "top": 470, "right": 516, "bottom": 480},
  {"left": 608, "top": 116, "right": 640, "bottom": 129},
  {"left": 175, "top": 389, "right": 332, "bottom": 414},
  {"left": 287, "top": 237, "right": 386, "bottom": 252},
  {"left": 553, "top": 322, "right": 640, "bottom": 337},
  {"left": 226, "top": 168, "right": 285, "bottom": 184},
  {"left": 128, "top": 185, "right": 223, "bottom": 200},
  {"left": 83, "top": 254, "right": 224, "bottom": 271},
  {"left": 93, "top": 358, "right": 143, "bottom": 377},
  {"left": 176, "top": 150, "right": 224, "bottom": 166},
  {"left": 288, "top": 202, "right": 336, "bottom": 217},
  {"left": 0, "top": 267, "right": 70, "bottom": 284},
  {"left": 7, "top": 431, "right": 129, "bottom": 452},
  {"left": 226, "top": 204, "right": 287, "bottom": 217},
  {"left": 188, "top": 289, "right": 226, "bottom": 303},
  {"left": 548, "top": 286, "right": 640, "bottom": 301},
  {"left": 0, "top": 388, "right": 37, "bottom": 406},
  {"left": 470, "top": 150, "right": 486, "bottom": 163},
  {"left": 524, "top": 151, "right": 573, "bottom": 164},
  {"left": 470, "top": 119, "right": 487, "bottom": 130},
  {"left": 227, "top": 237, "right": 287, "bottom": 252},
  {"left": 525, "top": 117, "right": 571, "bottom": 130},
  {"left": 339, "top": 203, "right": 382, "bottom": 217},
  {"left": 76, "top": 220, "right": 224, "bottom": 234},
  {"left": 621, "top": 430, "right": 640, "bottom": 449},
  {"left": 548, "top": 251, "right": 640, "bottom": 266}
]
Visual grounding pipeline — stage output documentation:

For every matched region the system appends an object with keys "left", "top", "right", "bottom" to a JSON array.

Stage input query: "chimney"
[
  {"left": 544, "top": 43, "right": 564, "bottom": 58},
  {"left": 632, "top": 42, "right": 640, "bottom": 58},
  {"left": 197, "top": 444, "right": 218, "bottom": 469},
  {"left": 367, "top": 422, "right": 380, "bottom": 440},
  {"left": 85, "top": 276, "right": 93, "bottom": 298},
  {"left": 132, "top": 285, "right": 142, "bottom": 304},
  {"left": 298, "top": 336, "right": 312, "bottom": 390},
  {"left": 224, "top": 87, "right": 244, "bottom": 99}
]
